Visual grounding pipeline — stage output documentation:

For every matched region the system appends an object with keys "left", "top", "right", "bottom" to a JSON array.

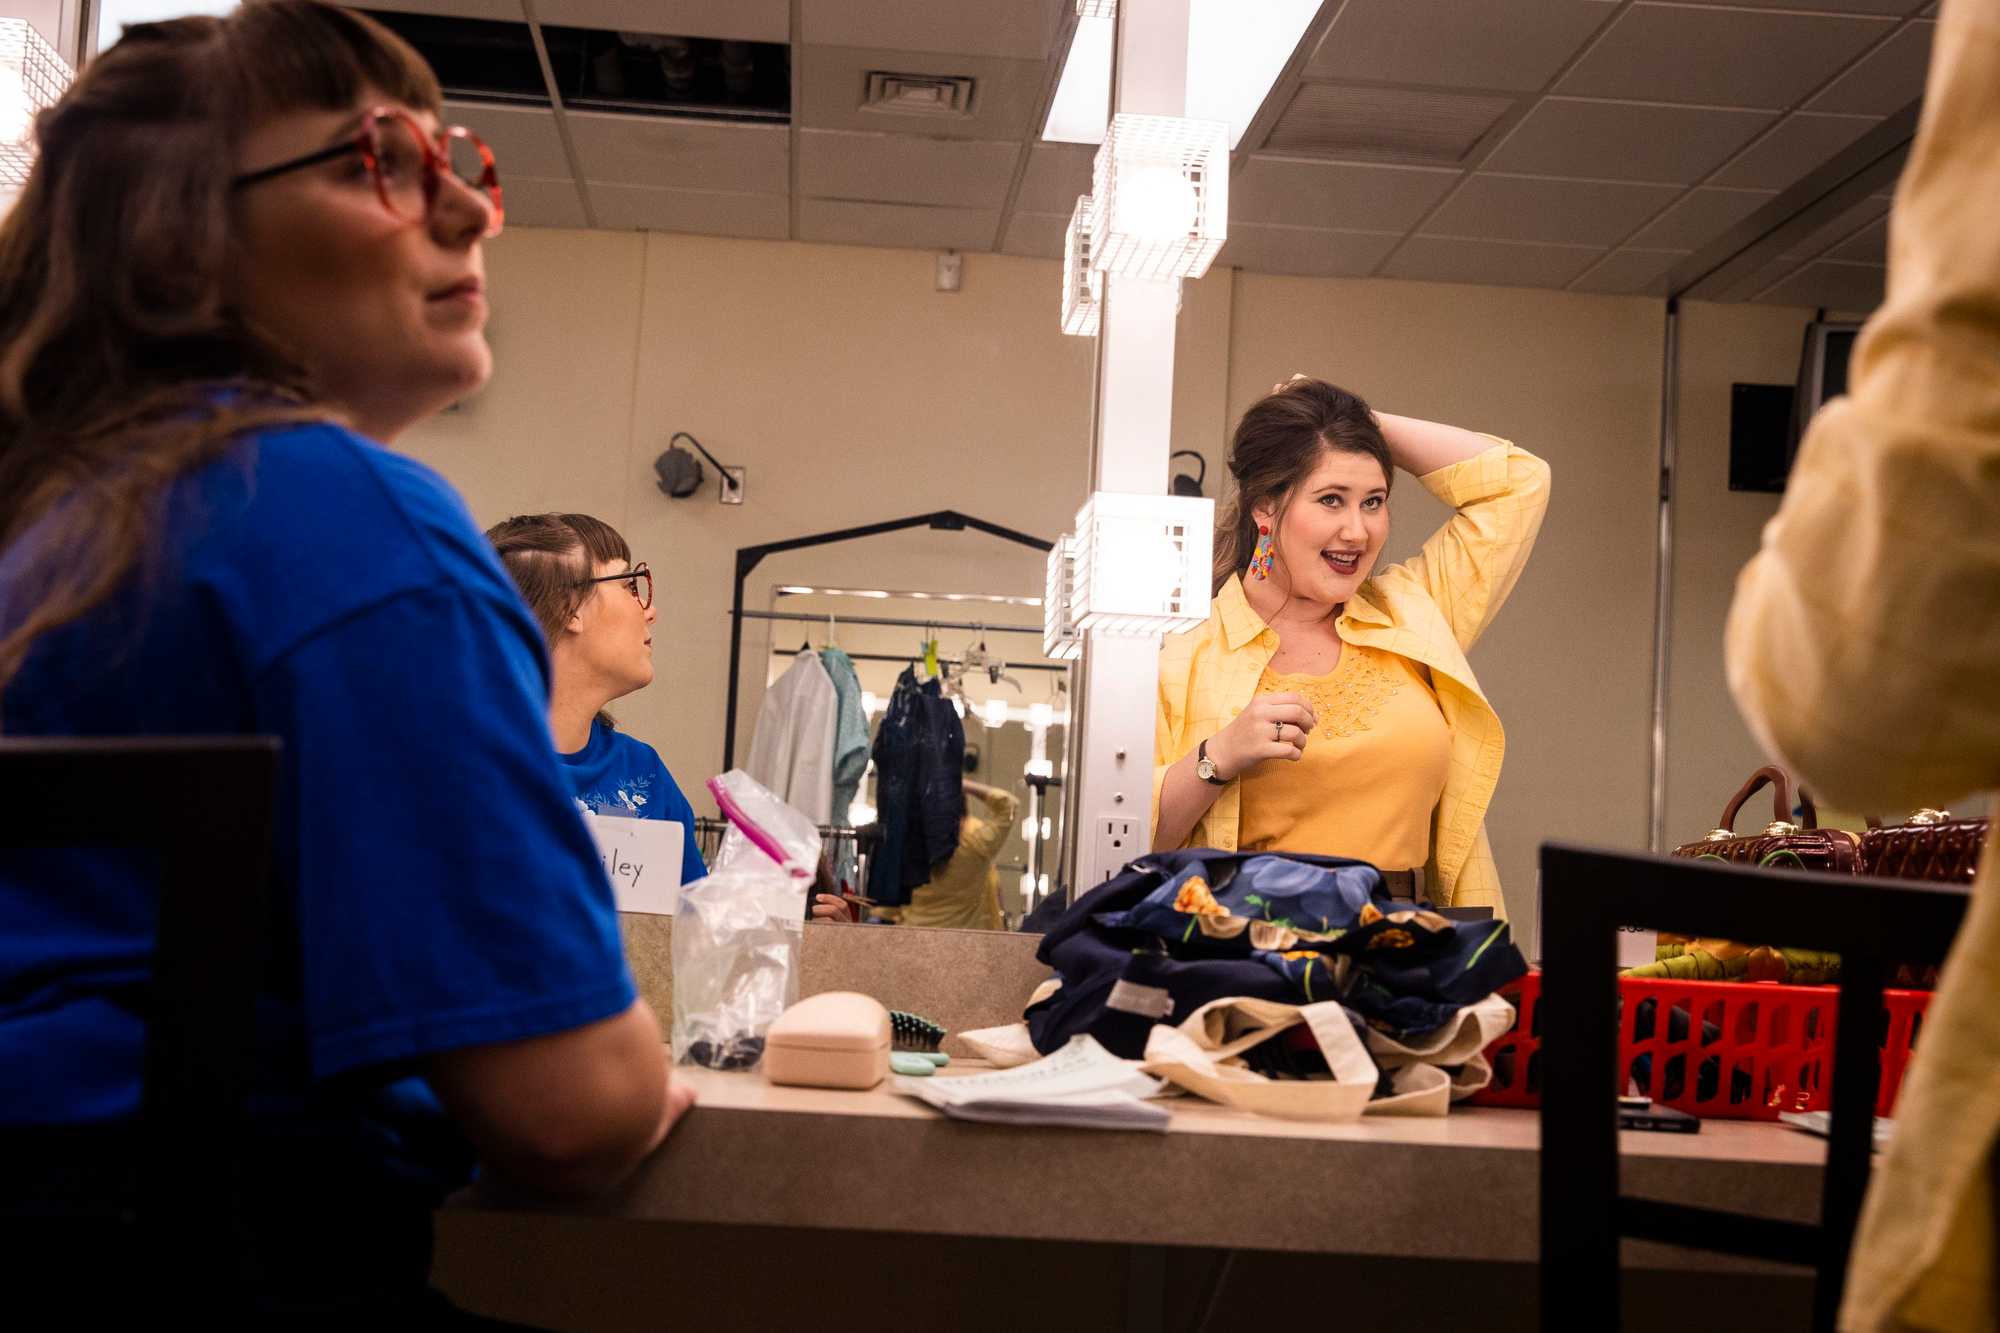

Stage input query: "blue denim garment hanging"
[{"left": 865, "top": 668, "right": 924, "bottom": 906}]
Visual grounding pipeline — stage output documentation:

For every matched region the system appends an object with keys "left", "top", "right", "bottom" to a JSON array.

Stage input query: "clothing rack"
[
  {"left": 692, "top": 818, "right": 875, "bottom": 892},
  {"left": 769, "top": 647, "right": 1068, "bottom": 673},
  {"left": 723, "top": 510, "right": 1053, "bottom": 771},
  {"left": 736, "top": 609, "right": 1046, "bottom": 635}
]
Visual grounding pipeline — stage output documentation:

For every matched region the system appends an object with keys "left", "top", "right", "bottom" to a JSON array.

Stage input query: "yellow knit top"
[{"left": 1237, "top": 645, "right": 1450, "bottom": 871}]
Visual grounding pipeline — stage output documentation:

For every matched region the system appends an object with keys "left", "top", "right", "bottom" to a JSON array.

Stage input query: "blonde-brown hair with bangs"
[{"left": 0, "top": 2, "right": 442, "bottom": 696}]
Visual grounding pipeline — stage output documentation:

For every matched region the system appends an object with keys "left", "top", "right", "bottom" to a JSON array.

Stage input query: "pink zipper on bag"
[{"left": 707, "top": 776, "right": 811, "bottom": 878}]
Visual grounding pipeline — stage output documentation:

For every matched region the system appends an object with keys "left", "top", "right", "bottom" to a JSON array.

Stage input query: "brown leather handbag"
[
  {"left": 1670, "top": 766, "right": 1860, "bottom": 874},
  {"left": 1860, "top": 808, "right": 1990, "bottom": 886}
]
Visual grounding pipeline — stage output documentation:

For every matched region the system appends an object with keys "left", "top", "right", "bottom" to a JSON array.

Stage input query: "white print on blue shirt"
[{"left": 574, "top": 772, "right": 655, "bottom": 818}]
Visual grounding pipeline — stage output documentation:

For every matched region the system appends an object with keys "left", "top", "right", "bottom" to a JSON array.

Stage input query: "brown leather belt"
[{"left": 1380, "top": 868, "right": 1421, "bottom": 899}]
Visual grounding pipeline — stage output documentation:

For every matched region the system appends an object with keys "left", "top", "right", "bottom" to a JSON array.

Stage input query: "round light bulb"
[
  {"left": 1029, "top": 703, "right": 1054, "bottom": 730},
  {"left": 1111, "top": 163, "right": 1197, "bottom": 241},
  {"left": 983, "top": 698, "right": 1009, "bottom": 729}
]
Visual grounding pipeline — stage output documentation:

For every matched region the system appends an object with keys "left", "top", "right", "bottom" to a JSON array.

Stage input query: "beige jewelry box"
[{"left": 762, "top": 991, "right": 892, "bottom": 1090}]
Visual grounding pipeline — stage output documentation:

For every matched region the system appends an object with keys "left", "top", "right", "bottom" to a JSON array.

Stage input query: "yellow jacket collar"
[{"left": 1215, "top": 574, "right": 1394, "bottom": 650}]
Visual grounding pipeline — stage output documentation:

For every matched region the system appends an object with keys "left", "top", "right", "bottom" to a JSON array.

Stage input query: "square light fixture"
[
  {"left": 1075, "top": 0, "right": 1118, "bottom": 17},
  {"left": 1070, "top": 492, "right": 1214, "bottom": 637},
  {"left": 1060, "top": 194, "right": 1101, "bottom": 337},
  {"left": 1042, "top": 534, "right": 1083, "bottom": 661},
  {"left": 1087, "top": 114, "right": 1228, "bottom": 282},
  {"left": 1, "top": 19, "right": 73, "bottom": 189}
]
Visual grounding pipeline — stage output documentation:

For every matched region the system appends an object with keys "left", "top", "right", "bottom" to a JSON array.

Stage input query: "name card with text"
[{"left": 581, "top": 812, "right": 685, "bottom": 915}]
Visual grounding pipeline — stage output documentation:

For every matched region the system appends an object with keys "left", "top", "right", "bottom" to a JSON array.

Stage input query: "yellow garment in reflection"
[
  {"left": 1724, "top": 4, "right": 2000, "bottom": 1327},
  {"left": 895, "top": 787, "right": 1020, "bottom": 931},
  {"left": 1237, "top": 647, "right": 1450, "bottom": 870}
]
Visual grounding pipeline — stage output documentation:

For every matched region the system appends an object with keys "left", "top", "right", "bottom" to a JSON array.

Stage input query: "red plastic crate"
[{"left": 1470, "top": 970, "right": 1930, "bottom": 1120}]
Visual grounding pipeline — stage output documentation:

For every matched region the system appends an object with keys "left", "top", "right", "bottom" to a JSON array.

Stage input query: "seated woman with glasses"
[
  {"left": 0, "top": 3, "right": 689, "bottom": 1319},
  {"left": 487, "top": 513, "right": 705, "bottom": 885}
]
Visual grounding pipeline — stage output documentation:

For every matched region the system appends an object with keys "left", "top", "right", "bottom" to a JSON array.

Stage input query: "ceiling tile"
[
  {"left": 1780, "top": 197, "right": 1890, "bottom": 260},
  {"left": 796, "top": 199, "right": 999, "bottom": 251},
  {"left": 1809, "top": 21, "right": 1934, "bottom": 116},
  {"left": 1558, "top": 6, "right": 1893, "bottom": 110},
  {"left": 1265, "top": 83, "right": 1518, "bottom": 164},
  {"left": 1627, "top": 186, "right": 1777, "bottom": 250},
  {"left": 801, "top": 1, "right": 1056, "bottom": 62},
  {"left": 799, "top": 130, "right": 1019, "bottom": 209},
  {"left": 1016, "top": 144, "right": 1094, "bottom": 217},
  {"left": 1826, "top": 215, "right": 1888, "bottom": 263},
  {"left": 1420, "top": 174, "right": 1682, "bottom": 247},
  {"left": 999, "top": 212, "right": 1067, "bottom": 261},
  {"left": 589, "top": 183, "right": 788, "bottom": 237},
  {"left": 1382, "top": 236, "right": 1605, "bottom": 289},
  {"left": 564, "top": 113, "right": 787, "bottom": 192},
  {"left": 1216, "top": 226, "right": 1404, "bottom": 278},
  {"left": 531, "top": 0, "right": 787, "bottom": 41},
  {"left": 1484, "top": 99, "right": 1773, "bottom": 185},
  {"left": 363, "top": 1, "right": 527, "bottom": 20},
  {"left": 1680, "top": 0, "right": 1912, "bottom": 13},
  {"left": 1306, "top": 0, "right": 1616, "bottom": 93},
  {"left": 1232, "top": 157, "right": 1459, "bottom": 231},
  {"left": 1569, "top": 247, "right": 1687, "bottom": 296},
  {"left": 445, "top": 101, "right": 570, "bottom": 180},
  {"left": 1709, "top": 112, "right": 1881, "bottom": 190},
  {"left": 1755, "top": 260, "right": 1886, "bottom": 310},
  {"left": 494, "top": 175, "right": 586, "bottom": 228},
  {"left": 800, "top": 46, "right": 1044, "bottom": 141}
]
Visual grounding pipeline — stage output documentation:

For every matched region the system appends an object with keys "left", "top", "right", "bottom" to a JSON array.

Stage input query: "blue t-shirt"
[
  {"left": 561, "top": 719, "right": 707, "bottom": 884},
  {"left": 0, "top": 424, "right": 635, "bottom": 1210}
]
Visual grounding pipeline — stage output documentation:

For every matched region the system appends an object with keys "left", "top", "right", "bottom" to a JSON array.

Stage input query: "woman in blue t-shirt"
[
  {"left": 0, "top": 4, "right": 690, "bottom": 1318},
  {"left": 487, "top": 512, "right": 706, "bottom": 883}
]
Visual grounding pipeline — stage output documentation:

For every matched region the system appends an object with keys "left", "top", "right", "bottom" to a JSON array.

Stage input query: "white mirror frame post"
[{"left": 1065, "top": 0, "right": 1193, "bottom": 893}]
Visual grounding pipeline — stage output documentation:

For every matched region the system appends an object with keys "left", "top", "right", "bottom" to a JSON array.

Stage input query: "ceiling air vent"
[
  {"left": 1264, "top": 84, "right": 1515, "bottom": 165},
  {"left": 862, "top": 71, "right": 977, "bottom": 118}
]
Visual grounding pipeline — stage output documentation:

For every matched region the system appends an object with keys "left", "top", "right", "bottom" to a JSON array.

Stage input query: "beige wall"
[
  {"left": 404, "top": 232, "right": 1235, "bottom": 802},
  {"left": 1664, "top": 302, "right": 1813, "bottom": 846},
  {"left": 403, "top": 225, "right": 1823, "bottom": 948}
]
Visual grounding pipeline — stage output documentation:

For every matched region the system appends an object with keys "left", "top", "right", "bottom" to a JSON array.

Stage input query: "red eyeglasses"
[{"left": 232, "top": 106, "right": 504, "bottom": 236}]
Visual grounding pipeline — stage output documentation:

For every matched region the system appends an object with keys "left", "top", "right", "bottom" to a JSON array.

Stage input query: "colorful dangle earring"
[{"left": 1249, "top": 524, "right": 1275, "bottom": 580}]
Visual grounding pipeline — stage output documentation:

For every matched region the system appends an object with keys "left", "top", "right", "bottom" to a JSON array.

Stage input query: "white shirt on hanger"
[{"left": 745, "top": 650, "right": 838, "bottom": 824}]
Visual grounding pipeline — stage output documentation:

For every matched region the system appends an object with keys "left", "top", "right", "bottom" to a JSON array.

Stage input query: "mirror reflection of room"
[{"left": 741, "top": 585, "right": 1069, "bottom": 929}]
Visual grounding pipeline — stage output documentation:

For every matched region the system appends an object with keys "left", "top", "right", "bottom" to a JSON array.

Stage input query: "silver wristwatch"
[{"left": 1196, "top": 738, "right": 1229, "bottom": 786}]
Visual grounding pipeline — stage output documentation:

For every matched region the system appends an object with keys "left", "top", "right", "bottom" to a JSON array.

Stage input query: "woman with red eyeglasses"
[
  {"left": 487, "top": 512, "right": 706, "bottom": 887},
  {"left": 0, "top": 3, "right": 688, "bottom": 1321}
]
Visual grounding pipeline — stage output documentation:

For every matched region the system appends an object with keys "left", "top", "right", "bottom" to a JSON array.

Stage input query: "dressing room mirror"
[{"left": 731, "top": 568, "right": 1073, "bottom": 932}]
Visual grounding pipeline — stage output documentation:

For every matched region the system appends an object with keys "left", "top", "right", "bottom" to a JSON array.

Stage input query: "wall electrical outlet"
[
  {"left": 719, "top": 466, "right": 746, "bottom": 505},
  {"left": 1096, "top": 816, "right": 1139, "bottom": 882}
]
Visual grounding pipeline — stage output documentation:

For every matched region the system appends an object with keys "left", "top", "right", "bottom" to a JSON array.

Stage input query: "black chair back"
[
  {"left": 1537, "top": 840, "right": 1967, "bottom": 1332},
  {"left": 0, "top": 736, "right": 280, "bottom": 1299}
]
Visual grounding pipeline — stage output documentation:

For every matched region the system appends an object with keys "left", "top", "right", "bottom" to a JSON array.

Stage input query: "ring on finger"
[{"left": 1274, "top": 720, "right": 1283, "bottom": 741}]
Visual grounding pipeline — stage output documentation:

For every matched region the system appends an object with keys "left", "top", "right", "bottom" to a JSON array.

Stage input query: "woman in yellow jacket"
[{"left": 1152, "top": 377, "right": 1550, "bottom": 913}]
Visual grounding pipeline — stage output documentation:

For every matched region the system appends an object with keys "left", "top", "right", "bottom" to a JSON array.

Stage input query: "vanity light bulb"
[
  {"left": 861, "top": 691, "right": 879, "bottom": 715},
  {"left": 983, "top": 698, "right": 1009, "bottom": 729},
  {"left": 1042, "top": 817, "right": 1053, "bottom": 840},
  {"left": 1038, "top": 873, "right": 1051, "bottom": 897},
  {"left": 849, "top": 800, "right": 876, "bottom": 826},
  {"left": 1029, "top": 703, "right": 1054, "bottom": 729},
  {"left": 950, "top": 696, "right": 965, "bottom": 719},
  {"left": 1111, "top": 162, "right": 1197, "bottom": 240}
]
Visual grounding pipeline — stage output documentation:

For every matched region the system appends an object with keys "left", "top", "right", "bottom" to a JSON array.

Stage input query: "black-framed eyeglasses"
[
  {"left": 231, "top": 106, "right": 504, "bottom": 237},
  {"left": 581, "top": 563, "right": 652, "bottom": 610}
]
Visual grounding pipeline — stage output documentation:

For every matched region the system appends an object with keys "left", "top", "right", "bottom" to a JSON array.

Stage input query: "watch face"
[{"left": 1197, "top": 756, "right": 1216, "bottom": 780}]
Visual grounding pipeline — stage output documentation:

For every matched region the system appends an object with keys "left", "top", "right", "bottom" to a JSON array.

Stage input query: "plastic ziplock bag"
[{"left": 670, "top": 770, "right": 818, "bottom": 1069}]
